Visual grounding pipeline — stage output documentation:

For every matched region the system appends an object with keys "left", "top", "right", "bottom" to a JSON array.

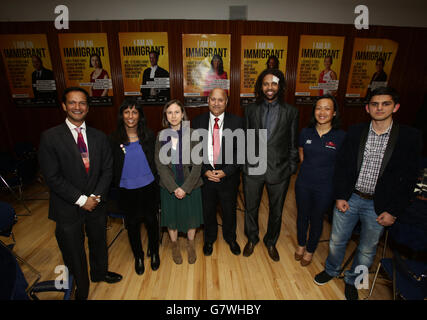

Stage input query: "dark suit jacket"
[
  {"left": 191, "top": 112, "right": 243, "bottom": 182},
  {"left": 32, "top": 67, "right": 55, "bottom": 98},
  {"left": 38, "top": 122, "right": 113, "bottom": 224},
  {"left": 334, "top": 122, "right": 422, "bottom": 217},
  {"left": 141, "top": 66, "right": 170, "bottom": 97},
  {"left": 243, "top": 101, "right": 299, "bottom": 184}
]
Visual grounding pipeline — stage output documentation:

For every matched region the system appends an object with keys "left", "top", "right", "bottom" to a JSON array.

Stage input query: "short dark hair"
[
  {"left": 368, "top": 86, "right": 400, "bottom": 104},
  {"left": 31, "top": 54, "right": 43, "bottom": 65},
  {"left": 149, "top": 50, "right": 159, "bottom": 59},
  {"left": 62, "top": 87, "right": 89, "bottom": 103},
  {"left": 376, "top": 58, "right": 385, "bottom": 66},
  {"left": 308, "top": 94, "right": 341, "bottom": 129},
  {"left": 325, "top": 55, "right": 333, "bottom": 64},
  {"left": 254, "top": 68, "right": 286, "bottom": 105},
  {"left": 89, "top": 54, "right": 103, "bottom": 68}
]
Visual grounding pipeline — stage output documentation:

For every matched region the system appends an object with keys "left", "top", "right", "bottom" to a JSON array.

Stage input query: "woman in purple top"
[{"left": 109, "top": 98, "right": 160, "bottom": 275}]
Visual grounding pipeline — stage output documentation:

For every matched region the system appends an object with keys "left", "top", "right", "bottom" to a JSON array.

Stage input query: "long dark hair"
[
  {"left": 255, "top": 68, "right": 286, "bottom": 105},
  {"left": 308, "top": 94, "right": 341, "bottom": 129},
  {"left": 211, "top": 55, "right": 225, "bottom": 76},
  {"left": 112, "top": 98, "right": 150, "bottom": 145}
]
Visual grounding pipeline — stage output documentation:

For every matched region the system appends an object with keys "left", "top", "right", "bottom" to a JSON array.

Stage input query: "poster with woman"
[
  {"left": 182, "top": 34, "right": 230, "bottom": 107},
  {"left": 119, "top": 32, "right": 169, "bottom": 105},
  {"left": 0, "top": 34, "right": 57, "bottom": 107},
  {"left": 240, "top": 35, "right": 288, "bottom": 106},
  {"left": 345, "top": 38, "right": 398, "bottom": 106},
  {"left": 58, "top": 33, "right": 113, "bottom": 106},
  {"left": 295, "top": 35, "right": 345, "bottom": 105}
]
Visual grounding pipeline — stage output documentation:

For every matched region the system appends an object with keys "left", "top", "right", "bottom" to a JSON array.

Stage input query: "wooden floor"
[{"left": 1, "top": 175, "right": 394, "bottom": 300}]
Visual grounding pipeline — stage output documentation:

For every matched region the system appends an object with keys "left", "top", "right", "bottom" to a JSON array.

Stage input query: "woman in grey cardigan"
[{"left": 155, "top": 100, "right": 203, "bottom": 264}]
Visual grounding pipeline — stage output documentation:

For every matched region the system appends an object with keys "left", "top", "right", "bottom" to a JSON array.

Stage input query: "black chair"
[
  {"left": 106, "top": 187, "right": 126, "bottom": 249},
  {"left": 380, "top": 221, "right": 427, "bottom": 300},
  {"left": 0, "top": 201, "right": 74, "bottom": 300},
  {"left": 0, "top": 151, "right": 32, "bottom": 215}
]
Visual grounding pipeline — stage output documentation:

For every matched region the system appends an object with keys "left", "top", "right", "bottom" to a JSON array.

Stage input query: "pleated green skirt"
[{"left": 160, "top": 186, "right": 203, "bottom": 233}]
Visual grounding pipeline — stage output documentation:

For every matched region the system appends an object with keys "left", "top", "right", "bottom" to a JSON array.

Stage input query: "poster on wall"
[
  {"left": 119, "top": 32, "right": 169, "bottom": 105},
  {"left": 182, "top": 34, "right": 230, "bottom": 107},
  {"left": 345, "top": 38, "right": 398, "bottom": 106},
  {"left": 295, "top": 35, "right": 345, "bottom": 105},
  {"left": 240, "top": 35, "right": 288, "bottom": 106},
  {"left": 0, "top": 34, "right": 57, "bottom": 107},
  {"left": 58, "top": 33, "right": 113, "bottom": 106}
]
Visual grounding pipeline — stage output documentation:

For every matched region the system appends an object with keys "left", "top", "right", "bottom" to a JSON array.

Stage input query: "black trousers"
[
  {"left": 201, "top": 174, "right": 240, "bottom": 244},
  {"left": 119, "top": 182, "right": 159, "bottom": 258},
  {"left": 55, "top": 211, "right": 108, "bottom": 300},
  {"left": 243, "top": 174, "right": 291, "bottom": 247}
]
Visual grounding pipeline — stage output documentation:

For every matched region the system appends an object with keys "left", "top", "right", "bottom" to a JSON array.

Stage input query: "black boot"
[{"left": 135, "top": 253, "right": 145, "bottom": 275}]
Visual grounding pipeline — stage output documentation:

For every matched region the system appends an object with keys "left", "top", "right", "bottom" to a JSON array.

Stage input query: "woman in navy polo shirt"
[
  {"left": 294, "top": 95, "right": 346, "bottom": 266},
  {"left": 109, "top": 99, "right": 160, "bottom": 275}
]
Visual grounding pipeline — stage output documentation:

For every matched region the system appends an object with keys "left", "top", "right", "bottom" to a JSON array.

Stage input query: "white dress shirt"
[{"left": 65, "top": 118, "right": 99, "bottom": 207}]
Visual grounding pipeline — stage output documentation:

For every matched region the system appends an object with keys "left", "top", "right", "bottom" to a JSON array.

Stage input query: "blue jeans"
[{"left": 325, "top": 193, "right": 384, "bottom": 285}]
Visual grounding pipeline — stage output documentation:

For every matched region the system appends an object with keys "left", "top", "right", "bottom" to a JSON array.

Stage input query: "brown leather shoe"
[
  {"left": 294, "top": 252, "right": 304, "bottom": 261},
  {"left": 266, "top": 245, "right": 280, "bottom": 262},
  {"left": 243, "top": 242, "right": 255, "bottom": 257},
  {"left": 300, "top": 252, "right": 313, "bottom": 267}
]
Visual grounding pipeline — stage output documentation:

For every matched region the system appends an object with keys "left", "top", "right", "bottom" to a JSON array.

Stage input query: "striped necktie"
[{"left": 75, "top": 127, "right": 90, "bottom": 173}]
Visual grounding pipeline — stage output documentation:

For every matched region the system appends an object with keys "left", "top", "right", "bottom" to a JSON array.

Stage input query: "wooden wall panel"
[{"left": 0, "top": 20, "right": 426, "bottom": 153}]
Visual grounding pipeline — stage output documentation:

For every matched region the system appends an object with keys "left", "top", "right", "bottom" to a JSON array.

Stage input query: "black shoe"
[
  {"left": 135, "top": 257, "right": 145, "bottom": 275},
  {"left": 243, "top": 242, "right": 255, "bottom": 257},
  {"left": 151, "top": 252, "right": 160, "bottom": 271},
  {"left": 92, "top": 271, "right": 123, "bottom": 284},
  {"left": 314, "top": 270, "right": 334, "bottom": 286},
  {"left": 228, "top": 241, "right": 241, "bottom": 255},
  {"left": 345, "top": 283, "right": 359, "bottom": 300},
  {"left": 203, "top": 242, "right": 213, "bottom": 256},
  {"left": 266, "top": 245, "right": 280, "bottom": 262}
]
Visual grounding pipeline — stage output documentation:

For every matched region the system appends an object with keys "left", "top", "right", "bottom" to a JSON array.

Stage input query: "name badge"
[{"left": 305, "top": 139, "right": 312, "bottom": 144}]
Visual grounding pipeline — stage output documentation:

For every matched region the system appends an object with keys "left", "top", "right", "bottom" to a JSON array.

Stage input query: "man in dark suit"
[
  {"left": 242, "top": 69, "right": 299, "bottom": 262},
  {"left": 140, "top": 50, "right": 170, "bottom": 99},
  {"left": 314, "top": 87, "right": 422, "bottom": 300},
  {"left": 192, "top": 88, "right": 243, "bottom": 256},
  {"left": 31, "top": 55, "right": 55, "bottom": 99},
  {"left": 38, "top": 87, "right": 122, "bottom": 300}
]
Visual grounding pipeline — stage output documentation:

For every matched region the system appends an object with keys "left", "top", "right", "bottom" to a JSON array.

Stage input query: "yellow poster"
[
  {"left": 295, "top": 35, "right": 345, "bottom": 104},
  {"left": 58, "top": 33, "right": 112, "bottom": 105},
  {"left": 345, "top": 38, "right": 398, "bottom": 104},
  {"left": 182, "top": 34, "right": 230, "bottom": 106},
  {"left": 119, "top": 32, "right": 169, "bottom": 105},
  {"left": 240, "top": 35, "right": 288, "bottom": 105},
  {"left": 0, "top": 34, "right": 57, "bottom": 106}
]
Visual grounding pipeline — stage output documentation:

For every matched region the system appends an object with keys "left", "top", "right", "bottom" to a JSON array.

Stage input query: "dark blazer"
[
  {"left": 141, "top": 66, "right": 170, "bottom": 97},
  {"left": 108, "top": 129, "right": 157, "bottom": 188},
  {"left": 334, "top": 122, "right": 422, "bottom": 217},
  {"left": 243, "top": 101, "right": 299, "bottom": 184},
  {"left": 32, "top": 67, "right": 55, "bottom": 98},
  {"left": 38, "top": 122, "right": 113, "bottom": 224},
  {"left": 154, "top": 128, "right": 203, "bottom": 194},
  {"left": 191, "top": 111, "right": 243, "bottom": 181}
]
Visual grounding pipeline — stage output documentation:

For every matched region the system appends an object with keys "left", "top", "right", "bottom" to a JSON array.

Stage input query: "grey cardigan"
[{"left": 154, "top": 128, "right": 203, "bottom": 194}]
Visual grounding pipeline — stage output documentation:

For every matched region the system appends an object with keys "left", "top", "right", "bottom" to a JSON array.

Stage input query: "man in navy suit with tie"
[
  {"left": 192, "top": 88, "right": 243, "bottom": 256},
  {"left": 38, "top": 87, "right": 122, "bottom": 299}
]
